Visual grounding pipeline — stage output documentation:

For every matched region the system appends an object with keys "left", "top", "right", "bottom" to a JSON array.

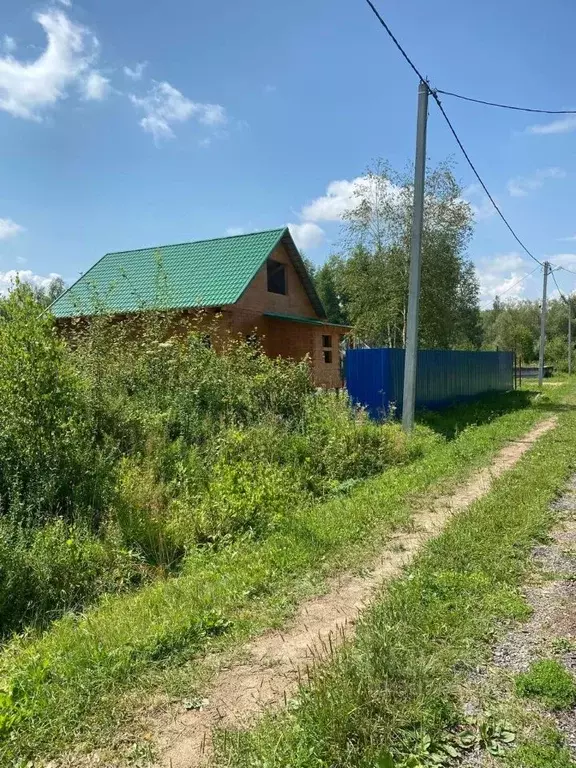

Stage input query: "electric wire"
[
  {"left": 362, "top": 0, "right": 427, "bottom": 83},
  {"left": 480, "top": 265, "right": 540, "bottom": 308},
  {"left": 436, "top": 89, "right": 576, "bottom": 115},
  {"left": 430, "top": 92, "right": 544, "bottom": 267},
  {"left": 361, "top": 0, "right": 545, "bottom": 269},
  {"left": 551, "top": 267, "right": 569, "bottom": 304}
]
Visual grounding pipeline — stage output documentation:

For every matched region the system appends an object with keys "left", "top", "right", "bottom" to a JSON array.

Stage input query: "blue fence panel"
[{"left": 344, "top": 348, "right": 513, "bottom": 419}]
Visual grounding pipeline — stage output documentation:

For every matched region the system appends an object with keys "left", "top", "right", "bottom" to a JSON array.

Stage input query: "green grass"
[
  {"left": 215, "top": 384, "right": 576, "bottom": 767},
  {"left": 0, "top": 383, "right": 570, "bottom": 764},
  {"left": 516, "top": 660, "right": 576, "bottom": 711},
  {"left": 507, "top": 727, "right": 575, "bottom": 768}
]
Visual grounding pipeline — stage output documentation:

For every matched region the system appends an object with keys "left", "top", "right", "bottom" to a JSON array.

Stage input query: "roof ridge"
[{"left": 104, "top": 227, "right": 288, "bottom": 258}]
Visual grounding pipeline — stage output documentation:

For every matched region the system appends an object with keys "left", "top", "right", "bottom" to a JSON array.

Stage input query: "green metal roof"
[
  {"left": 264, "top": 312, "right": 350, "bottom": 328},
  {"left": 51, "top": 227, "right": 326, "bottom": 319}
]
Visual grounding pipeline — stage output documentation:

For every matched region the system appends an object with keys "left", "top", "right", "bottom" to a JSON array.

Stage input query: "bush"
[
  {"left": 0, "top": 287, "right": 113, "bottom": 525},
  {"left": 300, "top": 393, "right": 413, "bottom": 492},
  {"left": 70, "top": 317, "right": 314, "bottom": 452},
  {"left": 0, "top": 298, "right": 419, "bottom": 635},
  {"left": 189, "top": 458, "right": 300, "bottom": 544},
  {"left": 516, "top": 660, "right": 576, "bottom": 710},
  {"left": 0, "top": 519, "right": 140, "bottom": 637}
]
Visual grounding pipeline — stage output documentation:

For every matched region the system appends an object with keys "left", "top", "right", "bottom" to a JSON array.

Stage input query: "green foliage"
[
  {"left": 313, "top": 257, "right": 349, "bottom": 325},
  {"left": 515, "top": 660, "right": 576, "bottom": 710},
  {"left": 0, "top": 290, "right": 415, "bottom": 638},
  {"left": 507, "top": 727, "right": 574, "bottom": 768},
  {"left": 0, "top": 518, "right": 140, "bottom": 637},
  {"left": 481, "top": 295, "right": 576, "bottom": 371},
  {"left": 215, "top": 387, "right": 576, "bottom": 768},
  {"left": 0, "top": 286, "right": 112, "bottom": 525},
  {"left": 482, "top": 299, "right": 540, "bottom": 361},
  {"left": 312, "top": 158, "right": 481, "bottom": 349},
  {"left": 0, "top": 380, "right": 558, "bottom": 762}
]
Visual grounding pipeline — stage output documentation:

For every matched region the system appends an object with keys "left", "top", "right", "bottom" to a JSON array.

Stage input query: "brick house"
[{"left": 50, "top": 227, "right": 350, "bottom": 387}]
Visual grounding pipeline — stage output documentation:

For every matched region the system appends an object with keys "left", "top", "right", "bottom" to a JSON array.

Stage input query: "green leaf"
[{"left": 376, "top": 751, "right": 395, "bottom": 768}]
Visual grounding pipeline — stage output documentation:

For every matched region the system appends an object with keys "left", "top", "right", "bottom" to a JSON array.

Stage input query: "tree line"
[
  {"left": 307, "top": 158, "right": 573, "bottom": 369},
  {"left": 18, "top": 160, "right": 576, "bottom": 371}
]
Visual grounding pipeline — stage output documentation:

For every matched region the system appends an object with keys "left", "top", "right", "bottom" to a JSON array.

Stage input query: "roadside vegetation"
[
  {"left": 516, "top": 660, "right": 576, "bottom": 711},
  {"left": 0, "top": 355, "right": 567, "bottom": 761},
  {"left": 0, "top": 284, "right": 420, "bottom": 639},
  {"left": 0, "top": 282, "right": 573, "bottom": 764},
  {"left": 215, "top": 386, "right": 576, "bottom": 768}
]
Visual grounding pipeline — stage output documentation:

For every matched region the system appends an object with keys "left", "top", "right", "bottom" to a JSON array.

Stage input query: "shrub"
[
  {"left": 300, "top": 393, "right": 413, "bottom": 492},
  {"left": 0, "top": 287, "right": 113, "bottom": 525},
  {"left": 70, "top": 318, "right": 314, "bottom": 452},
  {"left": 516, "top": 660, "right": 576, "bottom": 710},
  {"left": 185, "top": 458, "right": 300, "bottom": 544},
  {"left": 0, "top": 298, "right": 420, "bottom": 635},
  {"left": 0, "top": 519, "right": 140, "bottom": 637}
]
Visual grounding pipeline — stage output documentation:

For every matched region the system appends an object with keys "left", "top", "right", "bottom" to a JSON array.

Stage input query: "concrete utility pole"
[
  {"left": 402, "top": 80, "right": 429, "bottom": 433},
  {"left": 568, "top": 296, "right": 572, "bottom": 376},
  {"left": 538, "top": 261, "right": 549, "bottom": 388}
]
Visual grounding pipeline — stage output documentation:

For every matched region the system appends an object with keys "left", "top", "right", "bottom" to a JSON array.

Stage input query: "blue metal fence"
[{"left": 344, "top": 348, "right": 514, "bottom": 418}]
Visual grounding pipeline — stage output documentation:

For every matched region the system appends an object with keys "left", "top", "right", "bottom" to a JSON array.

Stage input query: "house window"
[
  {"left": 267, "top": 259, "right": 286, "bottom": 295},
  {"left": 322, "top": 333, "right": 333, "bottom": 364}
]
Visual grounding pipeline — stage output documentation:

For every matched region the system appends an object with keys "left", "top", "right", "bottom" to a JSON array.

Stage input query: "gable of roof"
[{"left": 50, "top": 227, "right": 326, "bottom": 319}]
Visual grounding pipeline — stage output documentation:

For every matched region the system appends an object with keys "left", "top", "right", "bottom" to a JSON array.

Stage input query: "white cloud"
[
  {"left": 288, "top": 222, "right": 325, "bottom": 250},
  {"left": 200, "top": 103, "right": 226, "bottom": 125},
  {"left": 0, "top": 218, "right": 24, "bottom": 240},
  {"left": 558, "top": 235, "right": 576, "bottom": 242},
  {"left": 123, "top": 62, "right": 147, "bottom": 81},
  {"left": 0, "top": 8, "right": 105, "bottom": 120},
  {"left": 527, "top": 116, "right": 576, "bottom": 135},
  {"left": 489, "top": 252, "right": 524, "bottom": 272},
  {"left": 225, "top": 227, "right": 245, "bottom": 236},
  {"left": 56, "top": 0, "right": 72, "bottom": 6},
  {"left": 81, "top": 70, "right": 110, "bottom": 100},
  {"left": 301, "top": 177, "right": 369, "bottom": 222},
  {"left": 289, "top": 175, "right": 403, "bottom": 250},
  {"left": 2, "top": 36, "right": 16, "bottom": 54},
  {"left": 461, "top": 184, "right": 496, "bottom": 221},
  {"left": 545, "top": 253, "right": 576, "bottom": 269},
  {"left": 507, "top": 167, "right": 566, "bottom": 197},
  {"left": 0, "top": 270, "right": 61, "bottom": 296},
  {"left": 130, "top": 81, "right": 227, "bottom": 142},
  {"left": 264, "top": 84, "right": 276, "bottom": 93},
  {"left": 477, "top": 252, "right": 533, "bottom": 303}
]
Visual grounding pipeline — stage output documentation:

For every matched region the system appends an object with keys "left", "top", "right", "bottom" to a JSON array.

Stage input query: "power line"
[
  {"left": 430, "top": 92, "right": 543, "bottom": 267},
  {"left": 436, "top": 89, "right": 576, "bottom": 116},
  {"left": 481, "top": 265, "right": 541, "bottom": 308},
  {"left": 362, "top": 0, "right": 427, "bottom": 83},
  {"left": 361, "top": 0, "right": 544, "bottom": 268},
  {"left": 551, "top": 267, "right": 569, "bottom": 303}
]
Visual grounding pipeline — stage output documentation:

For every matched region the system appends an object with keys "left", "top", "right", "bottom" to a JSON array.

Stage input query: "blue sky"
[{"left": 1, "top": 0, "right": 576, "bottom": 304}]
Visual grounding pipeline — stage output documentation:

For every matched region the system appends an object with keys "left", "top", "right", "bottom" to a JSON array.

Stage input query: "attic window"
[{"left": 267, "top": 259, "right": 286, "bottom": 295}]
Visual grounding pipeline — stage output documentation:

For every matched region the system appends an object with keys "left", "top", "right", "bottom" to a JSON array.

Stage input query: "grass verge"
[
  {"left": 216, "top": 384, "right": 576, "bottom": 767},
  {"left": 0, "top": 384, "right": 570, "bottom": 764}
]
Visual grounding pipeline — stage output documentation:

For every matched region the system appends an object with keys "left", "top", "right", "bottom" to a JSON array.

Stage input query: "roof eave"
[{"left": 278, "top": 229, "right": 327, "bottom": 319}]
